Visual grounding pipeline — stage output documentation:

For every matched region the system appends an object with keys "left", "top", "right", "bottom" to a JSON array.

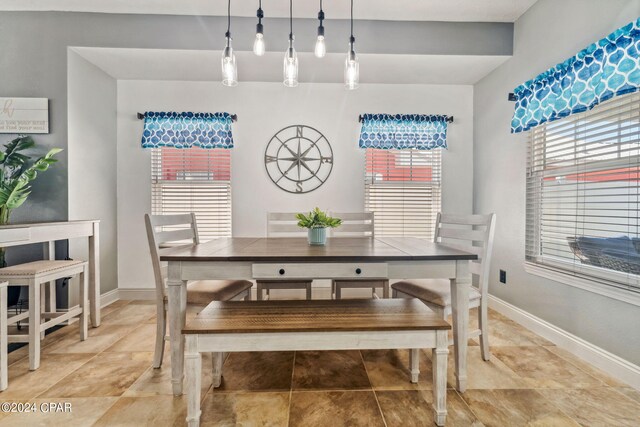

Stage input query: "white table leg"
[
  {"left": 168, "top": 261, "right": 187, "bottom": 396},
  {"left": 450, "top": 260, "right": 470, "bottom": 392},
  {"left": 432, "top": 329, "right": 448, "bottom": 426},
  {"left": 212, "top": 352, "right": 224, "bottom": 388},
  {"left": 88, "top": 223, "right": 100, "bottom": 327},
  {"left": 0, "top": 283, "right": 8, "bottom": 391},
  {"left": 185, "top": 335, "right": 202, "bottom": 427}
]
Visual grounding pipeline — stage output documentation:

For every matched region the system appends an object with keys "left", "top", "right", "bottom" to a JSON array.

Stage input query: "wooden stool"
[{"left": 0, "top": 260, "right": 88, "bottom": 390}]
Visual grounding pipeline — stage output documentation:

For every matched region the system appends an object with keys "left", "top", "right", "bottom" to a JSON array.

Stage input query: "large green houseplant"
[{"left": 0, "top": 136, "right": 62, "bottom": 305}]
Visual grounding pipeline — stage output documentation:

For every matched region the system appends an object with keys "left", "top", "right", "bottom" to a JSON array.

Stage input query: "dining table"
[{"left": 159, "top": 236, "right": 477, "bottom": 395}]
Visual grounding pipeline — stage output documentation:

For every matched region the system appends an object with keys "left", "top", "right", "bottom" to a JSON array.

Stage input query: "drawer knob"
[
  {"left": 279, "top": 268, "right": 286, "bottom": 275},
  {"left": 355, "top": 268, "right": 362, "bottom": 275}
]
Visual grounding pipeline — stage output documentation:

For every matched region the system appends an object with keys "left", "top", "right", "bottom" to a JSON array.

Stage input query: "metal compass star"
[{"left": 281, "top": 139, "right": 320, "bottom": 180}]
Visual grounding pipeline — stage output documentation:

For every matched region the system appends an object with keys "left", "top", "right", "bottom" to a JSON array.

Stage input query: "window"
[
  {"left": 526, "top": 92, "right": 640, "bottom": 293},
  {"left": 365, "top": 148, "right": 441, "bottom": 239},
  {"left": 151, "top": 147, "right": 232, "bottom": 241}
]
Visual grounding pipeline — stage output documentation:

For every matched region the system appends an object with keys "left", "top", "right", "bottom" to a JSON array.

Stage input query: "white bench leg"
[
  {"left": 432, "top": 330, "right": 448, "bottom": 427},
  {"left": 185, "top": 336, "right": 201, "bottom": 427},
  {"left": 79, "top": 266, "right": 89, "bottom": 341},
  {"left": 409, "top": 348, "right": 420, "bottom": 383},
  {"left": 212, "top": 352, "right": 223, "bottom": 388},
  {"left": 28, "top": 279, "right": 41, "bottom": 371},
  {"left": 1, "top": 284, "right": 8, "bottom": 391}
]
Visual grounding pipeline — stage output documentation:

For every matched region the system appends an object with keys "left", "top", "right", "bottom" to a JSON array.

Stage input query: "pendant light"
[
  {"left": 345, "top": 0, "right": 359, "bottom": 90},
  {"left": 253, "top": 0, "right": 265, "bottom": 56},
  {"left": 221, "top": 0, "right": 238, "bottom": 86},
  {"left": 314, "top": 0, "right": 326, "bottom": 58},
  {"left": 283, "top": 0, "right": 298, "bottom": 87}
]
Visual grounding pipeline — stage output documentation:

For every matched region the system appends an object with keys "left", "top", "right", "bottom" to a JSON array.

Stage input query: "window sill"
[{"left": 523, "top": 262, "right": 640, "bottom": 307}]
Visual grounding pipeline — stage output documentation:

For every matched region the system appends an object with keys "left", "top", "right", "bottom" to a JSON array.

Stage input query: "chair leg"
[
  {"left": 392, "top": 288, "right": 398, "bottom": 298},
  {"left": 212, "top": 352, "right": 224, "bottom": 388},
  {"left": 244, "top": 289, "right": 252, "bottom": 301},
  {"left": 479, "top": 300, "right": 490, "bottom": 361},
  {"left": 152, "top": 303, "right": 166, "bottom": 369},
  {"left": 335, "top": 283, "right": 342, "bottom": 300},
  {"left": 79, "top": 267, "right": 89, "bottom": 341},
  {"left": 28, "top": 280, "right": 41, "bottom": 371},
  {"left": 306, "top": 283, "right": 312, "bottom": 300},
  {"left": 382, "top": 281, "right": 390, "bottom": 299},
  {"left": 256, "top": 282, "right": 263, "bottom": 301},
  {"left": 39, "top": 283, "right": 46, "bottom": 340},
  {"left": 409, "top": 348, "right": 420, "bottom": 383}
]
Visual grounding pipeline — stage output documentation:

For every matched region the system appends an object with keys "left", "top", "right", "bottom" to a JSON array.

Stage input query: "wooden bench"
[{"left": 183, "top": 299, "right": 451, "bottom": 426}]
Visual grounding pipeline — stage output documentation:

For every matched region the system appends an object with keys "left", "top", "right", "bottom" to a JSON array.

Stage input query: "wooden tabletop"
[
  {"left": 183, "top": 299, "right": 451, "bottom": 334},
  {"left": 160, "top": 237, "right": 477, "bottom": 262}
]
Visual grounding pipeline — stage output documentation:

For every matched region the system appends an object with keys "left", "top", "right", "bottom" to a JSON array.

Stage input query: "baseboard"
[
  {"left": 488, "top": 294, "right": 640, "bottom": 390},
  {"left": 117, "top": 288, "right": 156, "bottom": 301},
  {"left": 100, "top": 288, "right": 120, "bottom": 308}
]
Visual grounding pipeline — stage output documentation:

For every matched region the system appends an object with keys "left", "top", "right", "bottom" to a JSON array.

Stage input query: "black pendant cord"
[
  {"left": 226, "top": 0, "right": 231, "bottom": 39},
  {"left": 257, "top": 0, "right": 263, "bottom": 25},
  {"left": 349, "top": 0, "right": 355, "bottom": 46},
  {"left": 289, "top": 0, "right": 293, "bottom": 40}
]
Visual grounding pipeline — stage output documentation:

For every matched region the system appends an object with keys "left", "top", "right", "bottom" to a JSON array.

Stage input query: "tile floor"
[{"left": 1, "top": 299, "right": 639, "bottom": 426}]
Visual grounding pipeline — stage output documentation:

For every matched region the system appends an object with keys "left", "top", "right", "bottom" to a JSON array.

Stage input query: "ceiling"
[
  {"left": 72, "top": 47, "right": 510, "bottom": 85},
  {"left": 2, "top": 0, "right": 538, "bottom": 22}
]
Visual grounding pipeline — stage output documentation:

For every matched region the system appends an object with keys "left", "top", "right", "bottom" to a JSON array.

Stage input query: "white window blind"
[
  {"left": 151, "top": 147, "right": 232, "bottom": 241},
  {"left": 526, "top": 92, "right": 640, "bottom": 293},
  {"left": 365, "top": 148, "right": 441, "bottom": 239}
]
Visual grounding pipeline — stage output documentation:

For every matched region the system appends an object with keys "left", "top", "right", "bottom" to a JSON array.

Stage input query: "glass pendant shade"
[
  {"left": 283, "top": 40, "right": 298, "bottom": 87},
  {"left": 253, "top": 32, "right": 265, "bottom": 56},
  {"left": 315, "top": 35, "right": 326, "bottom": 58},
  {"left": 221, "top": 43, "right": 238, "bottom": 87},
  {"left": 345, "top": 49, "right": 359, "bottom": 90}
]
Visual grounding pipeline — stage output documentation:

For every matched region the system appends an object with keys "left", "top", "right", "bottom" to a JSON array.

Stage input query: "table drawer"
[{"left": 252, "top": 263, "right": 388, "bottom": 280}]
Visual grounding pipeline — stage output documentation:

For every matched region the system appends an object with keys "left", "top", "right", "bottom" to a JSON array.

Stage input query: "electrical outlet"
[{"left": 499, "top": 270, "right": 507, "bottom": 284}]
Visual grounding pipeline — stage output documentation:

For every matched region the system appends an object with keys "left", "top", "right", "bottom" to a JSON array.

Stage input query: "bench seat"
[{"left": 182, "top": 299, "right": 451, "bottom": 427}]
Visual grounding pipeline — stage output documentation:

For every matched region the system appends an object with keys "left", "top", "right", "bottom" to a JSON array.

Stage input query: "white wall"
[
  {"left": 68, "top": 50, "right": 118, "bottom": 298},
  {"left": 117, "top": 81, "right": 474, "bottom": 289},
  {"left": 473, "top": 0, "right": 640, "bottom": 364}
]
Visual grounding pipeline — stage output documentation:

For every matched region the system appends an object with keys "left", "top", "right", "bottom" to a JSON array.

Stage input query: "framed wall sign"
[
  {"left": 264, "top": 125, "right": 334, "bottom": 194},
  {"left": 0, "top": 97, "right": 49, "bottom": 134}
]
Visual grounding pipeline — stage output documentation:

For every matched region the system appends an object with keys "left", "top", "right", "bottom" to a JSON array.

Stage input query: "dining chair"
[
  {"left": 392, "top": 213, "right": 496, "bottom": 361},
  {"left": 144, "top": 213, "right": 253, "bottom": 370},
  {"left": 330, "top": 212, "right": 389, "bottom": 299},
  {"left": 255, "top": 212, "right": 313, "bottom": 300}
]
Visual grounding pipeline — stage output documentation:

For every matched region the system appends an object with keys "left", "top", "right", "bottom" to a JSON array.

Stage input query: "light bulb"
[
  {"left": 253, "top": 33, "right": 265, "bottom": 56},
  {"left": 345, "top": 50, "right": 359, "bottom": 90},
  {"left": 221, "top": 43, "right": 238, "bottom": 87},
  {"left": 315, "top": 35, "right": 326, "bottom": 58},
  {"left": 283, "top": 39, "right": 298, "bottom": 87}
]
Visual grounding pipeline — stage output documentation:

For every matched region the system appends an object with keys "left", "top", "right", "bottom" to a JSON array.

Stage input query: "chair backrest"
[
  {"left": 434, "top": 213, "right": 496, "bottom": 300},
  {"left": 330, "top": 212, "right": 375, "bottom": 237},
  {"left": 144, "top": 213, "right": 199, "bottom": 303},
  {"left": 266, "top": 212, "right": 307, "bottom": 237}
]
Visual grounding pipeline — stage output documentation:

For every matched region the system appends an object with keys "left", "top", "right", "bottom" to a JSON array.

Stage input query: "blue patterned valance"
[
  {"left": 358, "top": 114, "right": 448, "bottom": 150},
  {"left": 511, "top": 18, "right": 640, "bottom": 133},
  {"left": 141, "top": 112, "right": 234, "bottom": 149}
]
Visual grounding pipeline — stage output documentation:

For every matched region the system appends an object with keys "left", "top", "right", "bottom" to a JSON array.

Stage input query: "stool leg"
[
  {"left": 306, "top": 283, "right": 312, "bottom": 300},
  {"left": 79, "top": 267, "right": 89, "bottom": 341},
  {"left": 256, "top": 282, "right": 263, "bottom": 301},
  {"left": 1, "top": 285, "right": 8, "bottom": 391},
  {"left": 28, "top": 280, "right": 41, "bottom": 371},
  {"left": 40, "top": 283, "right": 46, "bottom": 340}
]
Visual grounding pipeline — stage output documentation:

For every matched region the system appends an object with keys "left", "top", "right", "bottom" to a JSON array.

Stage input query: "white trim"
[
  {"left": 488, "top": 294, "right": 640, "bottom": 390},
  {"left": 117, "top": 288, "right": 156, "bottom": 301},
  {"left": 100, "top": 288, "right": 120, "bottom": 308},
  {"left": 523, "top": 262, "right": 640, "bottom": 307}
]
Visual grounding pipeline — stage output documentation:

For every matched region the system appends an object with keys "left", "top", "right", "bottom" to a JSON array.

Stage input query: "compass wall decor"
[{"left": 264, "top": 125, "right": 333, "bottom": 194}]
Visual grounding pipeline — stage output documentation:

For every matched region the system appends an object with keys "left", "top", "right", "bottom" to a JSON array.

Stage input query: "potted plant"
[
  {"left": 0, "top": 135, "right": 62, "bottom": 306},
  {"left": 296, "top": 208, "right": 342, "bottom": 246}
]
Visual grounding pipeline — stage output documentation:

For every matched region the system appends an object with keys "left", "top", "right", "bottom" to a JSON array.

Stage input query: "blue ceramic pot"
[{"left": 308, "top": 227, "right": 327, "bottom": 246}]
